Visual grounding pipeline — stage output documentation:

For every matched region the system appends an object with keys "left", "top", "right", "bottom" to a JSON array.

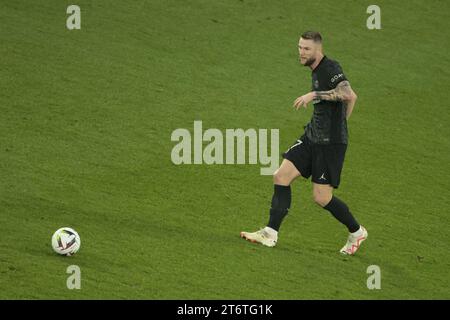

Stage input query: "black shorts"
[{"left": 282, "top": 134, "right": 347, "bottom": 188}]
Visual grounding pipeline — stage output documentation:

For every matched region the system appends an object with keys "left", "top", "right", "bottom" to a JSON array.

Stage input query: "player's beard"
[{"left": 303, "top": 57, "right": 316, "bottom": 67}]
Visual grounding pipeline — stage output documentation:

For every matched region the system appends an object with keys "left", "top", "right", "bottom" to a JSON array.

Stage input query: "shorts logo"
[{"left": 319, "top": 173, "right": 326, "bottom": 180}]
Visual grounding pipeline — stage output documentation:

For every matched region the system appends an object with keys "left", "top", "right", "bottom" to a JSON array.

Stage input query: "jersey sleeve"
[{"left": 326, "top": 61, "right": 347, "bottom": 89}]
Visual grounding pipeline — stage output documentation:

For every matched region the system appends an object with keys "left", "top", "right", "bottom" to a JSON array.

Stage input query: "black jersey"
[{"left": 304, "top": 56, "right": 348, "bottom": 145}]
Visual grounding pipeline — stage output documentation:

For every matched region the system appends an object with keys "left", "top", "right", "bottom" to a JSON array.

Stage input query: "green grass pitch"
[{"left": 1, "top": 0, "right": 449, "bottom": 299}]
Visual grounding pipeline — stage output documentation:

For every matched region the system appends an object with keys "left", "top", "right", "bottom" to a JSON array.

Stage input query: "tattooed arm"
[
  {"left": 293, "top": 80, "right": 358, "bottom": 119},
  {"left": 342, "top": 84, "right": 358, "bottom": 120},
  {"left": 314, "top": 81, "right": 355, "bottom": 102}
]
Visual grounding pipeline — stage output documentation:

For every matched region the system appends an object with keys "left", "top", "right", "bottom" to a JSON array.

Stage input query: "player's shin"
[
  {"left": 323, "top": 196, "right": 359, "bottom": 233},
  {"left": 267, "top": 184, "right": 291, "bottom": 232}
]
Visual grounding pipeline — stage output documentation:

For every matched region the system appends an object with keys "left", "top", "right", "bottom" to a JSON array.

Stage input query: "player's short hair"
[{"left": 301, "top": 31, "right": 322, "bottom": 43}]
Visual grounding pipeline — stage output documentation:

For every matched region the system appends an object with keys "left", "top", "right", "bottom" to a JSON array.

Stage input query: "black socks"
[
  {"left": 267, "top": 185, "right": 291, "bottom": 231},
  {"left": 324, "top": 196, "right": 360, "bottom": 233},
  {"left": 267, "top": 186, "right": 359, "bottom": 233}
]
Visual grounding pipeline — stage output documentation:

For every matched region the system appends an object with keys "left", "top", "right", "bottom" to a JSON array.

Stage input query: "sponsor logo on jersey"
[{"left": 331, "top": 73, "right": 344, "bottom": 83}]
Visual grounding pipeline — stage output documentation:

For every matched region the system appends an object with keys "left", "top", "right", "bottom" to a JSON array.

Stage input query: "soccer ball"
[{"left": 51, "top": 227, "right": 81, "bottom": 256}]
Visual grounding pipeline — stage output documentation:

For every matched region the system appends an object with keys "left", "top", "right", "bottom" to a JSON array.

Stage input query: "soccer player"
[{"left": 241, "top": 31, "right": 367, "bottom": 255}]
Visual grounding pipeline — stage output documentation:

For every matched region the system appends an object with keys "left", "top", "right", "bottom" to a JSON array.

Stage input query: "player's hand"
[{"left": 293, "top": 92, "right": 315, "bottom": 110}]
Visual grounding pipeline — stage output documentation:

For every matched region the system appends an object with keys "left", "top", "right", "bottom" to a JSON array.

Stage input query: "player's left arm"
[
  {"left": 293, "top": 81, "right": 358, "bottom": 119},
  {"left": 338, "top": 81, "right": 358, "bottom": 120},
  {"left": 314, "top": 80, "right": 356, "bottom": 103}
]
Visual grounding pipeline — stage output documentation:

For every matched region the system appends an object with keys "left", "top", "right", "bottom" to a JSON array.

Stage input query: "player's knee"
[
  {"left": 313, "top": 193, "right": 332, "bottom": 207},
  {"left": 273, "top": 170, "right": 291, "bottom": 186}
]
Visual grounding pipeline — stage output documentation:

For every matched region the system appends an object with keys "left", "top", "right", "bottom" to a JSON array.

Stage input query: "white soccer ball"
[{"left": 51, "top": 227, "right": 81, "bottom": 256}]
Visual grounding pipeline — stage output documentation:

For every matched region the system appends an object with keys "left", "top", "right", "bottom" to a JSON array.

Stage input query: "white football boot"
[
  {"left": 340, "top": 226, "right": 368, "bottom": 255},
  {"left": 240, "top": 227, "right": 277, "bottom": 247}
]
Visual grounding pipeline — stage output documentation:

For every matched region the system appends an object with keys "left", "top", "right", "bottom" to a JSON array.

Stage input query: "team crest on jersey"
[{"left": 314, "top": 80, "right": 319, "bottom": 89}]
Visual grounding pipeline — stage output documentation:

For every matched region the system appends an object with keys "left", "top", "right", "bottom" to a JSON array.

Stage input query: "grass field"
[{"left": 1, "top": 0, "right": 449, "bottom": 299}]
